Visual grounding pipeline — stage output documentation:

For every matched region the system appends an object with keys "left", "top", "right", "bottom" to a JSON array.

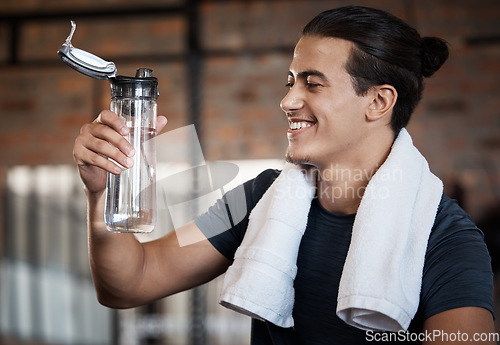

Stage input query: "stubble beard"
[{"left": 285, "top": 149, "right": 315, "bottom": 172}]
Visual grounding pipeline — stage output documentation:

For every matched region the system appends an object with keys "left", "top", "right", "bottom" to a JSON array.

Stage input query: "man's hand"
[{"left": 73, "top": 110, "right": 167, "bottom": 194}]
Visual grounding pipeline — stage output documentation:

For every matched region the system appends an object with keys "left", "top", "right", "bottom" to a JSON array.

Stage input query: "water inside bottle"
[{"left": 105, "top": 127, "right": 157, "bottom": 233}]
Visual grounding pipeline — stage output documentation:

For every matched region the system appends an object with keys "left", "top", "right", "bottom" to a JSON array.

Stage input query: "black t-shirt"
[{"left": 195, "top": 169, "right": 494, "bottom": 344}]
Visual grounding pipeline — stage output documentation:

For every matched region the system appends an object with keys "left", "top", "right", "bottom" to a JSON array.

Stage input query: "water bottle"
[
  {"left": 57, "top": 21, "right": 159, "bottom": 233},
  {"left": 105, "top": 69, "right": 158, "bottom": 233}
]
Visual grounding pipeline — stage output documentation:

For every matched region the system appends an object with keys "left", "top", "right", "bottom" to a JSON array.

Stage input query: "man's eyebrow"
[{"left": 288, "top": 70, "right": 329, "bottom": 82}]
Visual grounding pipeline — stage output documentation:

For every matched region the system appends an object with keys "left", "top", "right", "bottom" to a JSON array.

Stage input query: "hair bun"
[{"left": 421, "top": 37, "right": 449, "bottom": 77}]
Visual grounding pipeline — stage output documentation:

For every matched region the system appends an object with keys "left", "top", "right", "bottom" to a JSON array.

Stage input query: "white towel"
[
  {"left": 219, "top": 163, "right": 316, "bottom": 327},
  {"left": 219, "top": 129, "right": 443, "bottom": 332}
]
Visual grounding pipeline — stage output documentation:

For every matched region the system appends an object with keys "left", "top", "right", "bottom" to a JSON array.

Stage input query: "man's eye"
[
  {"left": 285, "top": 82, "right": 294, "bottom": 88},
  {"left": 305, "top": 82, "right": 321, "bottom": 88}
]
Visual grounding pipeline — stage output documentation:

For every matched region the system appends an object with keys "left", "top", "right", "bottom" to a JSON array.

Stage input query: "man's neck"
[{"left": 316, "top": 136, "right": 394, "bottom": 215}]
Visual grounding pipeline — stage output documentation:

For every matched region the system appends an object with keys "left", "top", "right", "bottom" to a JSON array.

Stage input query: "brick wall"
[{"left": 0, "top": 0, "right": 499, "bottom": 224}]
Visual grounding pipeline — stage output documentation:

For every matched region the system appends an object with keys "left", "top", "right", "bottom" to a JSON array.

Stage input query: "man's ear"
[{"left": 366, "top": 85, "right": 398, "bottom": 121}]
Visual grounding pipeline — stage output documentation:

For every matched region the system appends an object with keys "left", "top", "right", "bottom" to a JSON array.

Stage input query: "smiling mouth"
[
  {"left": 288, "top": 119, "right": 316, "bottom": 131},
  {"left": 289, "top": 121, "right": 313, "bottom": 130}
]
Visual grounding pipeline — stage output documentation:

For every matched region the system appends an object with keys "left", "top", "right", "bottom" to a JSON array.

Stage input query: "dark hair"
[{"left": 302, "top": 6, "right": 449, "bottom": 134}]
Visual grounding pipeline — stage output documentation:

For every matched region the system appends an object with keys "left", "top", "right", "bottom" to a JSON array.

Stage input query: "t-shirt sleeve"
[
  {"left": 194, "top": 168, "right": 280, "bottom": 260},
  {"left": 418, "top": 195, "right": 495, "bottom": 321}
]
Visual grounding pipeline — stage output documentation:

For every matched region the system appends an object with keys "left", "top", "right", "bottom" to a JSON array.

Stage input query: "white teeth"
[{"left": 290, "top": 121, "right": 313, "bottom": 130}]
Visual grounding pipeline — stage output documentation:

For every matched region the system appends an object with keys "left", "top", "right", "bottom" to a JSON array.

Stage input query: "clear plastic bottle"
[
  {"left": 57, "top": 22, "right": 159, "bottom": 233},
  {"left": 104, "top": 68, "right": 159, "bottom": 233}
]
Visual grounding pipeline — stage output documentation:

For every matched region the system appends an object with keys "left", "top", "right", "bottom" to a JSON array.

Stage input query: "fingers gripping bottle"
[{"left": 57, "top": 21, "right": 158, "bottom": 233}]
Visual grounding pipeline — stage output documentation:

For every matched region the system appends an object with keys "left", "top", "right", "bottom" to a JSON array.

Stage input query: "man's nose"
[{"left": 280, "top": 87, "right": 304, "bottom": 113}]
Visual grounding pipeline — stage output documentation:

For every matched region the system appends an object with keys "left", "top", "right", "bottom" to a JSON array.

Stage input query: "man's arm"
[
  {"left": 75, "top": 110, "right": 231, "bottom": 308},
  {"left": 87, "top": 192, "right": 231, "bottom": 308},
  {"left": 423, "top": 307, "right": 496, "bottom": 344}
]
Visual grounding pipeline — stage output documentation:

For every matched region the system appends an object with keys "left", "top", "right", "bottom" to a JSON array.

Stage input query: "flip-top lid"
[{"left": 57, "top": 21, "right": 117, "bottom": 80}]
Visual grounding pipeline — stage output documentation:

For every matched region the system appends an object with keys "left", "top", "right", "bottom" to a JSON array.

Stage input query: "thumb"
[{"left": 157, "top": 116, "right": 168, "bottom": 133}]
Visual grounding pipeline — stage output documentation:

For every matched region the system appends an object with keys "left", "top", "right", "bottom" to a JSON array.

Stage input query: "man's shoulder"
[
  {"left": 246, "top": 168, "right": 281, "bottom": 201},
  {"left": 432, "top": 194, "right": 481, "bottom": 236},
  {"left": 426, "top": 193, "right": 488, "bottom": 264},
  {"left": 253, "top": 168, "right": 281, "bottom": 185}
]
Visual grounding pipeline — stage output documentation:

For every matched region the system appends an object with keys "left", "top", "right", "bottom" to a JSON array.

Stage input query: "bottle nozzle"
[{"left": 136, "top": 68, "right": 153, "bottom": 78}]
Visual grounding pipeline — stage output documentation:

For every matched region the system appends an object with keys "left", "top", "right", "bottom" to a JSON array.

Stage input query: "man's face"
[{"left": 281, "top": 36, "right": 374, "bottom": 169}]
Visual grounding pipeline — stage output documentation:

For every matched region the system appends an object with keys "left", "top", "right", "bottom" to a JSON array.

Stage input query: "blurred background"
[{"left": 0, "top": 0, "right": 499, "bottom": 344}]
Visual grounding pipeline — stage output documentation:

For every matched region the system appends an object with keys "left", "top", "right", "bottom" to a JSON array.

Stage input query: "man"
[{"left": 73, "top": 6, "right": 495, "bottom": 344}]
